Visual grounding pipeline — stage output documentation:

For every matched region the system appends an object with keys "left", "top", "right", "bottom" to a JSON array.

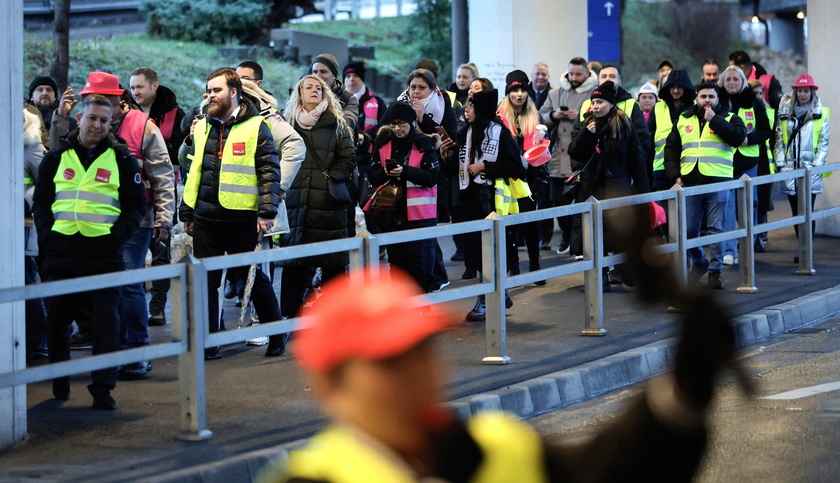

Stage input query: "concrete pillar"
[
  {"left": 469, "top": 0, "right": 587, "bottom": 90},
  {"left": 808, "top": 0, "right": 840, "bottom": 235},
  {"left": 451, "top": 0, "right": 469, "bottom": 80},
  {"left": 0, "top": 0, "right": 27, "bottom": 452}
]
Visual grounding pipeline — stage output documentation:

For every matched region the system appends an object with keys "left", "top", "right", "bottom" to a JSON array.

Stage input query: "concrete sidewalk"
[{"left": 2, "top": 227, "right": 839, "bottom": 482}]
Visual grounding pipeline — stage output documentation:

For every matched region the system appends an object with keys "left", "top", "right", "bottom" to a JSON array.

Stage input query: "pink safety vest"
[
  {"left": 117, "top": 109, "right": 153, "bottom": 203},
  {"left": 378, "top": 141, "right": 437, "bottom": 222},
  {"left": 362, "top": 95, "right": 380, "bottom": 133}
]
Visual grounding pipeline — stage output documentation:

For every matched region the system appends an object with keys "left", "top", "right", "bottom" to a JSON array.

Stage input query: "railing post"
[
  {"left": 670, "top": 184, "right": 688, "bottom": 286},
  {"left": 482, "top": 213, "right": 510, "bottom": 364},
  {"left": 797, "top": 167, "right": 816, "bottom": 275},
  {"left": 582, "top": 198, "right": 606, "bottom": 336},
  {"left": 355, "top": 228, "right": 376, "bottom": 273},
  {"left": 177, "top": 255, "right": 212, "bottom": 441},
  {"left": 737, "top": 175, "right": 758, "bottom": 293}
]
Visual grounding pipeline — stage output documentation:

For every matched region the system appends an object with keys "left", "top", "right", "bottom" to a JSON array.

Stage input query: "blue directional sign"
[{"left": 588, "top": 0, "right": 621, "bottom": 64}]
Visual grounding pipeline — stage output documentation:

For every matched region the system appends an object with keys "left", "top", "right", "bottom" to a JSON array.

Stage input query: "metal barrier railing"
[{"left": 2, "top": 165, "right": 839, "bottom": 440}]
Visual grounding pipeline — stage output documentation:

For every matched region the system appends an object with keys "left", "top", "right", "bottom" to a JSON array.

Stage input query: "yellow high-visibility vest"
[
  {"left": 51, "top": 148, "right": 121, "bottom": 237},
  {"left": 183, "top": 116, "right": 263, "bottom": 211},
  {"left": 676, "top": 112, "right": 736, "bottom": 178},
  {"left": 735, "top": 106, "right": 760, "bottom": 158}
]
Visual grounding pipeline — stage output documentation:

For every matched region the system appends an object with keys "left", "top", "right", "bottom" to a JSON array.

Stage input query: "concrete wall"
[
  {"left": 469, "top": 0, "right": 588, "bottom": 92},
  {"left": 808, "top": 0, "right": 840, "bottom": 235}
]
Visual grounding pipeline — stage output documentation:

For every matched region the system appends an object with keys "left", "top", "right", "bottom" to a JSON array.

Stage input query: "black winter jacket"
[
  {"left": 569, "top": 110, "right": 651, "bottom": 202},
  {"left": 33, "top": 132, "right": 145, "bottom": 274},
  {"left": 719, "top": 87, "right": 771, "bottom": 173},
  {"left": 280, "top": 109, "right": 356, "bottom": 268},
  {"left": 179, "top": 99, "right": 282, "bottom": 225},
  {"left": 664, "top": 103, "right": 747, "bottom": 186},
  {"left": 369, "top": 126, "right": 440, "bottom": 229},
  {"left": 147, "top": 85, "right": 187, "bottom": 167}
]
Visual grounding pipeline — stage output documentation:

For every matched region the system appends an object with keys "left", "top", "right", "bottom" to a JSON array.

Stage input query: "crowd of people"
[{"left": 21, "top": 49, "right": 828, "bottom": 410}]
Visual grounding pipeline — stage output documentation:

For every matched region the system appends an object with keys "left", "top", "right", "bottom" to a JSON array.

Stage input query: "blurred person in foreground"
[{"left": 255, "top": 259, "right": 737, "bottom": 482}]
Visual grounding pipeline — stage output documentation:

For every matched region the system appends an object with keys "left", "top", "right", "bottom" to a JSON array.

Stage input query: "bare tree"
[{"left": 50, "top": 0, "right": 70, "bottom": 91}]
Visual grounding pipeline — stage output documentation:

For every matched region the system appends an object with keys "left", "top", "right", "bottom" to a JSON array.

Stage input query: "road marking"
[{"left": 761, "top": 381, "right": 840, "bottom": 400}]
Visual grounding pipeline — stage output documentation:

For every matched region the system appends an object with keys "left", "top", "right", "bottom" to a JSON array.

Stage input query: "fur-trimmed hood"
[
  {"left": 558, "top": 72, "right": 597, "bottom": 93},
  {"left": 240, "top": 79, "right": 279, "bottom": 116},
  {"left": 23, "top": 108, "right": 43, "bottom": 148}
]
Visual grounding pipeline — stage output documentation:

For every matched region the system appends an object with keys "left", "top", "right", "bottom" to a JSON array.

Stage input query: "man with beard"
[
  {"left": 180, "top": 67, "right": 286, "bottom": 359},
  {"left": 26, "top": 76, "right": 77, "bottom": 148},
  {"left": 538, "top": 57, "right": 597, "bottom": 254},
  {"left": 664, "top": 83, "right": 746, "bottom": 290},
  {"left": 309, "top": 53, "right": 359, "bottom": 131},
  {"left": 32, "top": 94, "right": 146, "bottom": 409},
  {"left": 51, "top": 72, "right": 175, "bottom": 379},
  {"left": 130, "top": 67, "right": 187, "bottom": 328}
]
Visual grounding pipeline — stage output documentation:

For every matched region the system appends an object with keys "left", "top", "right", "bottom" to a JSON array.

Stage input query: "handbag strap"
[{"left": 300, "top": 128, "right": 336, "bottom": 176}]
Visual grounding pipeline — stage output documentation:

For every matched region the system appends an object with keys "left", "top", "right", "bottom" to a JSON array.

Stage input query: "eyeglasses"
[{"left": 389, "top": 120, "right": 409, "bottom": 129}]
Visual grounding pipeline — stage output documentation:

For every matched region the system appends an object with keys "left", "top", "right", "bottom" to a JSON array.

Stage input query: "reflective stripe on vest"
[
  {"left": 361, "top": 96, "right": 380, "bottom": 133},
  {"left": 494, "top": 178, "right": 519, "bottom": 216},
  {"left": 579, "top": 98, "right": 638, "bottom": 122},
  {"left": 117, "top": 109, "right": 153, "bottom": 203},
  {"left": 378, "top": 141, "right": 437, "bottom": 222},
  {"left": 182, "top": 116, "right": 263, "bottom": 211},
  {"left": 736, "top": 106, "right": 760, "bottom": 157},
  {"left": 279, "top": 413, "right": 549, "bottom": 483},
  {"left": 652, "top": 101, "right": 672, "bottom": 172},
  {"left": 51, "top": 148, "right": 121, "bottom": 237},
  {"left": 676, "top": 113, "right": 735, "bottom": 178}
]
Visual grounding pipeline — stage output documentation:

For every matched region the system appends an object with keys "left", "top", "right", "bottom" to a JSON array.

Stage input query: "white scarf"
[
  {"left": 352, "top": 85, "right": 366, "bottom": 102},
  {"left": 295, "top": 100, "right": 328, "bottom": 130},
  {"left": 459, "top": 122, "right": 501, "bottom": 190},
  {"left": 397, "top": 88, "right": 446, "bottom": 124}
]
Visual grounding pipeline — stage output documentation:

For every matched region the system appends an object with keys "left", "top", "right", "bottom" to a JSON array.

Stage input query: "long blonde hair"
[
  {"left": 284, "top": 75, "right": 346, "bottom": 130},
  {"left": 497, "top": 94, "right": 539, "bottom": 138}
]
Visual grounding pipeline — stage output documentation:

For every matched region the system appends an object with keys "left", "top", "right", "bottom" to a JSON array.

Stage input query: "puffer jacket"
[
  {"left": 24, "top": 109, "right": 47, "bottom": 256},
  {"left": 775, "top": 92, "right": 830, "bottom": 195},
  {"left": 179, "top": 99, "right": 282, "bottom": 224},
  {"left": 539, "top": 72, "right": 597, "bottom": 178},
  {"left": 280, "top": 108, "right": 356, "bottom": 268}
]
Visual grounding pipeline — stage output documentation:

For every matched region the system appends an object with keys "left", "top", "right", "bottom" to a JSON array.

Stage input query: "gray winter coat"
[
  {"left": 539, "top": 73, "right": 597, "bottom": 178},
  {"left": 775, "top": 92, "right": 830, "bottom": 195}
]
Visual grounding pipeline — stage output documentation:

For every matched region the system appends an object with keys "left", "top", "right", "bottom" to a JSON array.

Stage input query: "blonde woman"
[{"left": 279, "top": 75, "right": 356, "bottom": 318}]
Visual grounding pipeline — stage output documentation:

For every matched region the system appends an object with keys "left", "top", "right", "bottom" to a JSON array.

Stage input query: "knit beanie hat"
[
  {"left": 505, "top": 70, "right": 530, "bottom": 95},
  {"left": 386, "top": 101, "right": 415, "bottom": 124},
  {"left": 28, "top": 76, "right": 58, "bottom": 101},
  {"left": 343, "top": 61, "right": 366, "bottom": 83},
  {"left": 469, "top": 89, "right": 499, "bottom": 119},
  {"left": 591, "top": 81, "right": 618, "bottom": 105},
  {"left": 414, "top": 59, "right": 439, "bottom": 78},
  {"left": 312, "top": 54, "right": 340, "bottom": 78}
]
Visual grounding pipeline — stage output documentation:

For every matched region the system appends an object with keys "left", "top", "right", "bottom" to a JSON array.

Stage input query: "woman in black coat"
[
  {"left": 280, "top": 75, "right": 356, "bottom": 318},
  {"left": 367, "top": 101, "right": 440, "bottom": 291},
  {"left": 568, "top": 81, "right": 650, "bottom": 290}
]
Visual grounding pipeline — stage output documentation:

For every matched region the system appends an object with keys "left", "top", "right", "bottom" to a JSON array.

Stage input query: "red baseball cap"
[
  {"left": 792, "top": 74, "right": 819, "bottom": 91},
  {"left": 79, "top": 72, "right": 124, "bottom": 96},
  {"left": 294, "top": 267, "right": 455, "bottom": 372}
]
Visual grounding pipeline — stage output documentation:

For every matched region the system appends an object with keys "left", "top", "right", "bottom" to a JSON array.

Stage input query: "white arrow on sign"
[{"left": 604, "top": 1, "right": 614, "bottom": 16}]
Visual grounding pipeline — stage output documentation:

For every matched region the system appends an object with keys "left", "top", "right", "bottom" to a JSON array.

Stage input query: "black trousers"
[
  {"left": 192, "top": 220, "right": 281, "bottom": 333},
  {"left": 787, "top": 193, "right": 818, "bottom": 239},
  {"left": 281, "top": 265, "right": 345, "bottom": 318},
  {"left": 46, "top": 259, "right": 123, "bottom": 389},
  {"left": 148, "top": 234, "right": 171, "bottom": 313}
]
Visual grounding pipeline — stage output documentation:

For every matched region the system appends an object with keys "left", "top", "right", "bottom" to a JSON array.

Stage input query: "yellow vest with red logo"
[
  {"left": 735, "top": 106, "right": 760, "bottom": 158},
  {"left": 183, "top": 116, "right": 263, "bottom": 211},
  {"left": 676, "top": 113, "right": 736, "bottom": 178},
  {"left": 51, "top": 148, "right": 121, "bottom": 237}
]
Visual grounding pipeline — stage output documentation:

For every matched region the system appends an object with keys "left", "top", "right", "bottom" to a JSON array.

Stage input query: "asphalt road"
[{"left": 532, "top": 318, "right": 840, "bottom": 483}]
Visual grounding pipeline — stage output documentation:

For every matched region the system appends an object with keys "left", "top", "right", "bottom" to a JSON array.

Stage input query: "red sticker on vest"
[
  {"left": 63, "top": 168, "right": 75, "bottom": 180},
  {"left": 95, "top": 168, "right": 112, "bottom": 183},
  {"left": 747, "top": 123, "right": 754, "bottom": 130},
  {"left": 709, "top": 130, "right": 716, "bottom": 135},
  {"left": 685, "top": 125, "right": 693, "bottom": 133},
  {"left": 745, "top": 111, "right": 754, "bottom": 120},
  {"left": 232, "top": 142, "right": 246, "bottom": 156}
]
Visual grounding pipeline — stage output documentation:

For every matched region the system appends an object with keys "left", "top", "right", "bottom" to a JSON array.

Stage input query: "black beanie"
[
  {"left": 28, "top": 76, "right": 58, "bottom": 101},
  {"left": 312, "top": 54, "right": 339, "bottom": 79},
  {"left": 386, "top": 101, "right": 415, "bottom": 124},
  {"left": 414, "top": 59, "right": 439, "bottom": 78},
  {"left": 505, "top": 70, "right": 529, "bottom": 95},
  {"left": 591, "top": 81, "right": 618, "bottom": 105},
  {"left": 469, "top": 89, "right": 498, "bottom": 119},
  {"left": 343, "top": 61, "right": 366, "bottom": 83}
]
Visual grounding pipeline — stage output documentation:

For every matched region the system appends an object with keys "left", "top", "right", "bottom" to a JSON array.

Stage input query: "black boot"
[
  {"left": 265, "top": 333, "right": 289, "bottom": 357},
  {"left": 53, "top": 376, "right": 70, "bottom": 400},
  {"left": 504, "top": 290, "right": 513, "bottom": 309},
  {"left": 466, "top": 295, "right": 486, "bottom": 322},
  {"left": 87, "top": 383, "right": 116, "bottom": 410},
  {"left": 529, "top": 260, "right": 545, "bottom": 286}
]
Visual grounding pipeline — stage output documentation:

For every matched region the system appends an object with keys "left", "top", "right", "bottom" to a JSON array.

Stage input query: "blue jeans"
[
  {"left": 685, "top": 189, "right": 728, "bottom": 271},
  {"left": 120, "top": 227, "right": 152, "bottom": 348},
  {"left": 722, "top": 165, "right": 758, "bottom": 257}
]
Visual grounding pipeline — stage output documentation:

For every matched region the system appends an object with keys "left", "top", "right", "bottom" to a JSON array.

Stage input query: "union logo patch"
[
  {"left": 685, "top": 125, "right": 693, "bottom": 134},
  {"left": 232, "top": 142, "right": 246, "bottom": 156},
  {"left": 63, "top": 168, "right": 75, "bottom": 180},
  {"left": 95, "top": 168, "right": 111, "bottom": 183}
]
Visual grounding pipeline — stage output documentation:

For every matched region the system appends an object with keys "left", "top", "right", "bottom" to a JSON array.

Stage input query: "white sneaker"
[
  {"left": 723, "top": 254, "right": 735, "bottom": 265},
  {"left": 247, "top": 336, "right": 269, "bottom": 346}
]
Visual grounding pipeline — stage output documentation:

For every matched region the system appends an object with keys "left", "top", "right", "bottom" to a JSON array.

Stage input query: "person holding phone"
[{"left": 367, "top": 102, "right": 441, "bottom": 291}]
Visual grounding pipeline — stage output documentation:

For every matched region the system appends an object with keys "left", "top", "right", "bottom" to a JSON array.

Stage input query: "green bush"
[{"left": 141, "top": 0, "right": 269, "bottom": 44}]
